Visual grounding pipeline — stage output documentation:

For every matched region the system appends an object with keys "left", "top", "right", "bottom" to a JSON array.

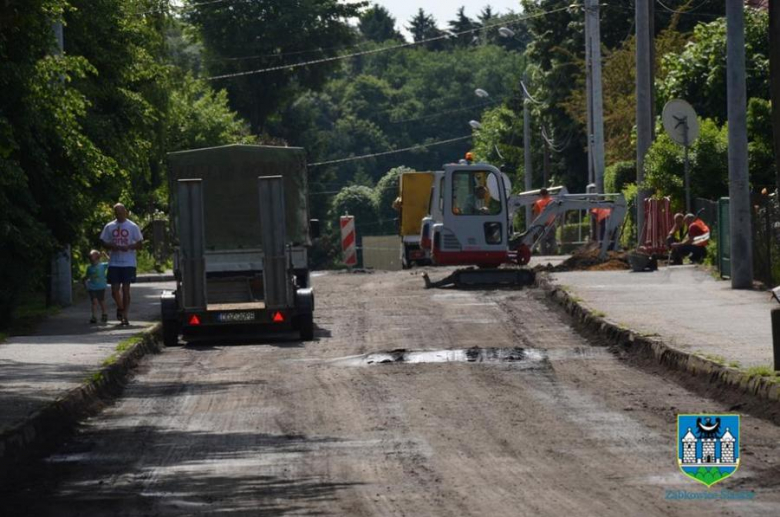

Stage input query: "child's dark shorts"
[{"left": 88, "top": 289, "right": 106, "bottom": 301}]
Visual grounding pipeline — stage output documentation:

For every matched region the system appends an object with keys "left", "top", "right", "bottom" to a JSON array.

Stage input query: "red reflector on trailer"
[
  {"left": 272, "top": 311, "right": 284, "bottom": 323},
  {"left": 189, "top": 315, "right": 201, "bottom": 326}
]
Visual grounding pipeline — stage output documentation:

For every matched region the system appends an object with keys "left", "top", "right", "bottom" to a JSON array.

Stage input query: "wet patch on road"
[
  {"left": 329, "top": 346, "right": 612, "bottom": 368},
  {"left": 336, "top": 346, "right": 544, "bottom": 366}
]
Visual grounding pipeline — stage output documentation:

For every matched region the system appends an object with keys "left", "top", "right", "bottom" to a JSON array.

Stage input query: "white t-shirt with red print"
[{"left": 100, "top": 219, "right": 143, "bottom": 267}]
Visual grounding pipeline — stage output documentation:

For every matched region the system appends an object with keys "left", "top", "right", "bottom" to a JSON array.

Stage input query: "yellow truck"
[{"left": 394, "top": 171, "right": 435, "bottom": 268}]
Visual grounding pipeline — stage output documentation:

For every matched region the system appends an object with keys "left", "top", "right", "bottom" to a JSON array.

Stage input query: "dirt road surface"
[{"left": 6, "top": 270, "right": 780, "bottom": 516}]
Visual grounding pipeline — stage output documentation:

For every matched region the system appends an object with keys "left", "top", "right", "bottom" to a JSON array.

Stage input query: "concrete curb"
[
  {"left": 0, "top": 323, "right": 162, "bottom": 481},
  {"left": 136, "top": 273, "right": 174, "bottom": 283},
  {"left": 536, "top": 274, "right": 780, "bottom": 406}
]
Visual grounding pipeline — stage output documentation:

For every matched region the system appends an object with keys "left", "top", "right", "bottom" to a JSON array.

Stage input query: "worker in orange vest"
[
  {"left": 591, "top": 207, "right": 612, "bottom": 242},
  {"left": 532, "top": 188, "right": 557, "bottom": 254},
  {"left": 670, "top": 213, "right": 710, "bottom": 265}
]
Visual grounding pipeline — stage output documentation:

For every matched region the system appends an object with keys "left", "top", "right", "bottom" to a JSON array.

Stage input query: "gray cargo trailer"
[{"left": 160, "top": 144, "right": 318, "bottom": 344}]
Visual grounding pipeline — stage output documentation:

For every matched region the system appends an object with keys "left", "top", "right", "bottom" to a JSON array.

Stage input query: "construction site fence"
[{"left": 703, "top": 195, "right": 780, "bottom": 287}]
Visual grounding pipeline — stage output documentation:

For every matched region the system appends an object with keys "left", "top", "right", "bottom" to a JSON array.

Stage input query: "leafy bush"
[
  {"left": 747, "top": 98, "right": 776, "bottom": 190},
  {"left": 330, "top": 185, "right": 379, "bottom": 237},
  {"left": 658, "top": 9, "right": 769, "bottom": 123},
  {"left": 643, "top": 118, "right": 728, "bottom": 206},
  {"left": 374, "top": 165, "right": 412, "bottom": 234},
  {"left": 557, "top": 222, "right": 590, "bottom": 243},
  {"left": 605, "top": 161, "right": 636, "bottom": 194}
]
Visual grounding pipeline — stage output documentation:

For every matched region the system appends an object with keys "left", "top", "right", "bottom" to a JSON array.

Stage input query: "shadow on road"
[{"left": 3, "top": 425, "right": 361, "bottom": 516}]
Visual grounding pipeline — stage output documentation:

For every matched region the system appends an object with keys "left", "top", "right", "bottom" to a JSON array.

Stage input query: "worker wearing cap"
[
  {"left": 670, "top": 213, "right": 710, "bottom": 265},
  {"left": 532, "top": 188, "right": 553, "bottom": 218},
  {"left": 666, "top": 213, "right": 686, "bottom": 248}
]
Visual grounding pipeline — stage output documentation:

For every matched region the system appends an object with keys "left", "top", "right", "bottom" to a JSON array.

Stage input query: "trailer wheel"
[
  {"left": 162, "top": 319, "right": 180, "bottom": 347},
  {"left": 297, "top": 313, "right": 315, "bottom": 341}
]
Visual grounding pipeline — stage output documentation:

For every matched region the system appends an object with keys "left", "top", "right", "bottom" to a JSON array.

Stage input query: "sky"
[{"left": 362, "top": 1, "right": 523, "bottom": 37}]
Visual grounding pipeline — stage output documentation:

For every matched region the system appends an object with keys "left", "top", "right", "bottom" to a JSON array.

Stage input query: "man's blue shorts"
[{"left": 107, "top": 266, "right": 136, "bottom": 285}]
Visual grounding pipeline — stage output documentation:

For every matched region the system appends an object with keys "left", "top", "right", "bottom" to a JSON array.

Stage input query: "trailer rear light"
[
  {"left": 272, "top": 311, "right": 285, "bottom": 323},
  {"left": 188, "top": 314, "right": 201, "bottom": 326}
]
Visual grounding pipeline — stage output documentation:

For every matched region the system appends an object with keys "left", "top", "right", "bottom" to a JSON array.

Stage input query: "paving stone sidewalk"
[
  {"left": 551, "top": 265, "right": 777, "bottom": 369},
  {"left": 0, "top": 280, "right": 173, "bottom": 433}
]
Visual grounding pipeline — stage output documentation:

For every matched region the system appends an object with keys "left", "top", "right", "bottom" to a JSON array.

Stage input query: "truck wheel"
[
  {"left": 297, "top": 313, "right": 315, "bottom": 341},
  {"left": 162, "top": 319, "right": 180, "bottom": 347}
]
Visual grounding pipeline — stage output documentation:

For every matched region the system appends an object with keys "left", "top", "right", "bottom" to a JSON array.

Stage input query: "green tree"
[
  {"left": 747, "top": 97, "right": 776, "bottom": 190},
  {"left": 406, "top": 8, "right": 446, "bottom": 50},
  {"left": 166, "top": 74, "right": 251, "bottom": 152},
  {"left": 330, "top": 185, "right": 379, "bottom": 237},
  {"left": 374, "top": 165, "right": 412, "bottom": 233},
  {"left": 65, "top": 0, "right": 170, "bottom": 212},
  {"left": 359, "top": 4, "right": 404, "bottom": 43},
  {"left": 658, "top": 8, "right": 769, "bottom": 123},
  {"left": 448, "top": 6, "right": 480, "bottom": 48},
  {"left": 643, "top": 118, "right": 729, "bottom": 205},
  {"left": 604, "top": 161, "right": 636, "bottom": 194},
  {"left": 186, "top": 0, "right": 366, "bottom": 132},
  {"left": 0, "top": 0, "right": 121, "bottom": 322}
]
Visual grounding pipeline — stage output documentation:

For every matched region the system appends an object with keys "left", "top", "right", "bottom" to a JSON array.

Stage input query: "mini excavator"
[{"left": 420, "top": 155, "right": 626, "bottom": 288}]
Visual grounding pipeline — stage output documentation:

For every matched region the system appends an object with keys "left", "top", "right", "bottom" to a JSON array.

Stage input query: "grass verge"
[{"left": 101, "top": 335, "right": 143, "bottom": 367}]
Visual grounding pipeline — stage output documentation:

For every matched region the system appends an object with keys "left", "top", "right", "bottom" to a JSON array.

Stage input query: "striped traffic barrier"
[{"left": 340, "top": 215, "right": 357, "bottom": 266}]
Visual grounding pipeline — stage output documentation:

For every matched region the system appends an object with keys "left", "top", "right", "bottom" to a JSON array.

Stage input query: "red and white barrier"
[
  {"left": 340, "top": 215, "right": 357, "bottom": 266},
  {"left": 640, "top": 197, "right": 674, "bottom": 254}
]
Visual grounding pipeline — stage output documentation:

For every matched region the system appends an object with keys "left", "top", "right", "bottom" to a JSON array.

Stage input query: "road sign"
[
  {"left": 662, "top": 99, "right": 699, "bottom": 212},
  {"left": 662, "top": 99, "right": 699, "bottom": 146}
]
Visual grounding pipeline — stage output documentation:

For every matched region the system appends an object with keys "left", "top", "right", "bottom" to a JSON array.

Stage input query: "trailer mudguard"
[{"left": 295, "top": 287, "right": 314, "bottom": 314}]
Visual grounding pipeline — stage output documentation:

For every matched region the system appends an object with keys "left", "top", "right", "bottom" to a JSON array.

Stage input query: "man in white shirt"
[{"left": 100, "top": 203, "right": 143, "bottom": 326}]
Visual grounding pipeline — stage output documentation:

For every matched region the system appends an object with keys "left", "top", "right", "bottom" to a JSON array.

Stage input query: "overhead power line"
[
  {"left": 204, "top": 5, "right": 574, "bottom": 81},
  {"left": 308, "top": 135, "right": 473, "bottom": 168},
  {"left": 389, "top": 98, "right": 503, "bottom": 124}
]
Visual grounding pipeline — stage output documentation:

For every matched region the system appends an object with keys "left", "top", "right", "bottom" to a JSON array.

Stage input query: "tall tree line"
[{"left": 0, "top": 0, "right": 249, "bottom": 326}]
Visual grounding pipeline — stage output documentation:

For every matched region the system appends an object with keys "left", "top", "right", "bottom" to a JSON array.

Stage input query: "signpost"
[{"left": 662, "top": 99, "right": 700, "bottom": 213}]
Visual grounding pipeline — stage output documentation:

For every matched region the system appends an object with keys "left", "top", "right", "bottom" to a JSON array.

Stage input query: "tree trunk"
[{"left": 770, "top": 0, "right": 780, "bottom": 193}]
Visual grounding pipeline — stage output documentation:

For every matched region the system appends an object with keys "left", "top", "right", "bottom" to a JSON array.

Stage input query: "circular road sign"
[{"left": 662, "top": 99, "right": 699, "bottom": 146}]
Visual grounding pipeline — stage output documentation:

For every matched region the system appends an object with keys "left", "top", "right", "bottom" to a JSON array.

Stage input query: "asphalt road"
[{"left": 6, "top": 269, "right": 780, "bottom": 516}]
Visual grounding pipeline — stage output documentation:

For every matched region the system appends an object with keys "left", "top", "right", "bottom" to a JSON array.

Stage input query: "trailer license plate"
[{"left": 218, "top": 312, "right": 255, "bottom": 322}]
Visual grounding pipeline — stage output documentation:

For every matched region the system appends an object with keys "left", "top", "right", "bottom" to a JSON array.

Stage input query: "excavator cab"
[{"left": 429, "top": 162, "right": 510, "bottom": 268}]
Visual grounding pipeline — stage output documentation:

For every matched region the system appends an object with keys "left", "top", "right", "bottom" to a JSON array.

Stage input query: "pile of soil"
[{"left": 537, "top": 243, "right": 630, "bottom": 272}]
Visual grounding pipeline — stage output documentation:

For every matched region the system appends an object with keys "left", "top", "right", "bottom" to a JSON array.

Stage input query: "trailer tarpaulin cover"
[{"left": 167, "top": 145, "right": 309, "bottom": 250}]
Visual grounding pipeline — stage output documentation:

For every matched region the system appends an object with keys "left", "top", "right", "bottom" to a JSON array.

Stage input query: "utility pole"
[
  {"left": 585, "top": 0, "right": 605, "bottom": 194},
  {"left": 523, "top": 76, "right": 533, "bottom": 228},
  {"left": 49, "top": 18, "right": 72, "bottom": 307},
  {"left": 542, "top": 128, "right": 551, "bottom": 187},
  {"left": 585, "top": 7, "right": 594, "bottom": 187},
  {"left": 635, "top": 0, "right": 653, "bottom": 246},
  {"left": 52, "top": 21, "right": 64, "bottom": 54},
  {"left": 726, "top": 0, "right": 753, "bottom": 289},
  {"left": 769, "top": 0, "right": 780, "bottom": 194}
]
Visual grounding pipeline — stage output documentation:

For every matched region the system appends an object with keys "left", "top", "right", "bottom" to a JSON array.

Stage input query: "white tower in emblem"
[
  {"left": 701, "top": 438, "right": 716, "bottom": 464},
  {"left": 681, "top": 428, "right": 697, "bottom": 464},
  {"left": 720, "top": 428, "right": 735, "bottom": 463}
]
